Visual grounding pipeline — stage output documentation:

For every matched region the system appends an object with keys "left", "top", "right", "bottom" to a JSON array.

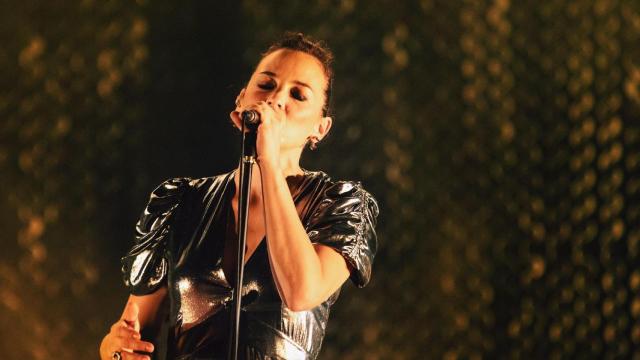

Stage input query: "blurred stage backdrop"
[{"left": 2, "top": 0, "right": 640, "bottom": 359}]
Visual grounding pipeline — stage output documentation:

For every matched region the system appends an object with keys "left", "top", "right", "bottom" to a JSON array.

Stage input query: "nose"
[{"left": 266, "top": 87, "right": 286, "bottom": 110}]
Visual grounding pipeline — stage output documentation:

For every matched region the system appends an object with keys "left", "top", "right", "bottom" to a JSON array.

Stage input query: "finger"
[
  {"left": 111, "top": 319, "right": 132, "bottom": 333},
  {"left": 269, "top": 99, "right": 285, "bottom": 115},
  {"left": 255, "top": 102, "right": 276, "bottom": 125},
  {"left": 113, "top": 319, "right": 135, "bottom": 332},
  {"left": 117, "top": 337, "right": 155, "bottom": 353},
  {"left": 263, "top": 100, "right": 285, "bottom": 122},
  {"left": 115, "top": 326, "right": 141, "bottom": 339},
  {"left": 244, "top": 102, "right": 262, "bottom": 113},
  {"left": 121, "top": 351, "right": 151, "bottom": 360}
]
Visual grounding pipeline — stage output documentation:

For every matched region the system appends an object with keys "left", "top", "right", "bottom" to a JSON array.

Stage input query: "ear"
[
  {"left": 229, "top": 88, "right": 246, "bottom": 130},
  {"left": 314, "top": 116, "right": 333, "bottom": 141},
  {"left": 235, "top": 88, "right": 246, "bottom": 109}
]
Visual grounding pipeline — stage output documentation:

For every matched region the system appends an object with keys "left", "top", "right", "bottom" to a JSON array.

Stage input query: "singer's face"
[{"left": 240, "top": 49, "right": 330, "bottom": 150}]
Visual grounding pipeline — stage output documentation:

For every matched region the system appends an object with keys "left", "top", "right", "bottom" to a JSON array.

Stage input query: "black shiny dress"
[{"left": 121, "top": 169, "right": 379, "bottom": 360}]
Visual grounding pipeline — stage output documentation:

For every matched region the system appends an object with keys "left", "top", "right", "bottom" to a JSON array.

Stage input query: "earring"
[
  {"left": 230, "top": 118, "right": 240, "bottom": 131},
  {"left": 308, "top": 136, "right": 319, "bottom": 150}
]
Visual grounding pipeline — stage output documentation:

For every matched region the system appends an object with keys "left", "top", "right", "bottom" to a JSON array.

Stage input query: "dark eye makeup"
[
  {"left": 256, "top": 79, "right": 308, "bottom": 102},
  {"left": 291, "top": 88, "right": 307, "bottom": 101},
  {"left": 257, "top": 82, "right": 275, "bottom": 90}
]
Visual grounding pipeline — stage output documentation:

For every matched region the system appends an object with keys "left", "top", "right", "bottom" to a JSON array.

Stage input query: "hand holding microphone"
[
  {"left": 241, "top": 110, "right": 260, "bottom": 131},
  {"left": 232, "top": 100, "right": 285, "bottom": 165}
]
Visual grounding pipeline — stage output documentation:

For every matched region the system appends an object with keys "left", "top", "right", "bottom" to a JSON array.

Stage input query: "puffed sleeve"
[
  {"left": 121, "top": 178, "right": 190, "bottom": 295},
  {"left": 306, "top": 181, "right": 379, "bottom": 288}
]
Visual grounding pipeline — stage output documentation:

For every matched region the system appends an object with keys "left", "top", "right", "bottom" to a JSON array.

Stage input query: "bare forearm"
[{"left": 260, "top": 162, "right": 324, "bottom": 309}]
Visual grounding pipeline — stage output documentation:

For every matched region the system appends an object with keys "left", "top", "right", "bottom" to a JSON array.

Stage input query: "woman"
[{"left": 99, "top": 32, "right": 379, "bottom": 360}]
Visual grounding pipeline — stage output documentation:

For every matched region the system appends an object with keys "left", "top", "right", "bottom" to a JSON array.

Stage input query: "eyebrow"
[{"left": 259, "top": 71, "right": 314, "bottom": 92}]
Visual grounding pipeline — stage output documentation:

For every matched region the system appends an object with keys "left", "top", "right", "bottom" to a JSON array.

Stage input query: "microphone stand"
[{"left": 227, "top": 115, "right": 258, "bottom": 360}]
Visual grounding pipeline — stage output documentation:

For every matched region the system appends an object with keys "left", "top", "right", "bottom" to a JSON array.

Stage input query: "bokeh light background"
[{"left": 2, "top": 0, "right": 640, "bottom": 359}]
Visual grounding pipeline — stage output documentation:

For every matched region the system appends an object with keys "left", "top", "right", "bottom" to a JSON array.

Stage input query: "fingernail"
[
  {"left": 133, "top": 333, "right": 141, "bottom": 339},
  {"left": 147, "top": 344, "right": 155, "bottom": 352}
]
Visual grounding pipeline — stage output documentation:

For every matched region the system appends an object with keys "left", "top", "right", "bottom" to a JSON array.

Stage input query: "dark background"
[{"left": 1, "top": 0, "right": 640, "bottom": 359}]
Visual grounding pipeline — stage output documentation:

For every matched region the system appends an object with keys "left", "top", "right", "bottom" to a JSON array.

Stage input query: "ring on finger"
[{"left": 112, "top": 351, "right": 122, "bottom": 360}]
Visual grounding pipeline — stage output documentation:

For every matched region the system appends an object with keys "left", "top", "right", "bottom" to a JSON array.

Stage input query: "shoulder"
[
  {"left": 139, "top": 171, "right": 234, "bottom": 225},
  {"left": 152, "top": 170, "right": 234, "bottom": 198},
  {"left": 187, "top": 170, "right": 234, "bottom": 189},
  {"left": 139, "top": 177, "right": 192, "bottom": 219},
  {"left": 183, "top": 170, "right": 235, "bottom": 201},
  {"left": 302, "top": 170, "right": 380, "bottom": 287},
  {"left": 151, "top": 177, "right": 192, "bottom": 194},
  {"left": 303, "top": 170, "right": 379, "bottom": 218}
]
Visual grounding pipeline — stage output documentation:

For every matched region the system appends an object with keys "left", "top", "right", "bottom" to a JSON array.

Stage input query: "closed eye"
[
  {"left": 291, "top": 88, "right": 307, "bottom": 101},
  {"left": 258, "top": 82, "right": 275, "bottom": 90}
]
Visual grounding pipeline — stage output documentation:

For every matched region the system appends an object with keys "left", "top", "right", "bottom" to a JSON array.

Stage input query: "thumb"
[{"left": 122, "top": 301, "right": 140, "bottom": 332}]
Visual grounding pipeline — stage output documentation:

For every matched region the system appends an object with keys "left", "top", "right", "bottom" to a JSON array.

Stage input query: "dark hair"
[{"left": 262, "top": 32, "right": 334, "bottom": 117}]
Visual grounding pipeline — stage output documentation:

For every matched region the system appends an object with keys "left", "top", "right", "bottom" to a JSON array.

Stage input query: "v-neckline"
[
  {"left": 226, "top": 201, "right": 265, "bottom": 266},
  {"left": 219, "top": 169, "right": 309, "bottom": 286}
]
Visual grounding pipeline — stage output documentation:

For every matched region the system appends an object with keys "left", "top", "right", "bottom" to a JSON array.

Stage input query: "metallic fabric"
[{"left": 121, "top": 169, "right": 379, "bottom": 359}]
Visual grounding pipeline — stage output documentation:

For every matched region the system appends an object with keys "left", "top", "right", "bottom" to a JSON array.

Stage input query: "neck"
[{"left": 261, "top": 146, "right": 305, "bottom": 177}]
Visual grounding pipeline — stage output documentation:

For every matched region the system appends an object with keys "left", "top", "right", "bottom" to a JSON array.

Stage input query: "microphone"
[{"left": 241, "top": 110, "right": 260, "bottom": 130}]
